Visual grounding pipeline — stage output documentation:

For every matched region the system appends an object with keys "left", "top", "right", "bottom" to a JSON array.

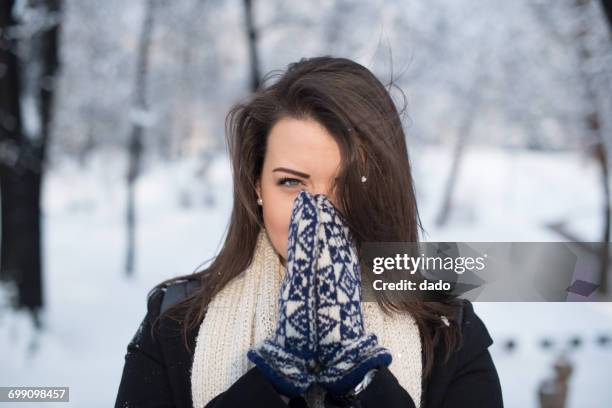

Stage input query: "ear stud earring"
[
  {"left": 361, "top": 176, "right": 367, "bottom": 183},
  {"left": 257, "top": 197, "right": 263, "bottom": 206}
]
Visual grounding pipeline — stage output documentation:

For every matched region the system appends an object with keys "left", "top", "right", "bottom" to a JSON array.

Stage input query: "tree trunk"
[
  {"left": 601, "top": 0, "right": 612, "bottom": 28},
  {"left": 243, "top": 0, "right": 261, "bottom": 92},
  {"left": 0, "top": 0, "right": 61, "bottom": 320},
  {"left": 574, "top": 0, "right": 611, "bottom": 295},
  {"left": 435, "top": 54, "right": 487, "bottom": 228},
  {"left": 0, "top": 0, "right": 23, "bottom": 287},
  {"left": 125, "top": 0, "right": 156, "bottom": 276}
]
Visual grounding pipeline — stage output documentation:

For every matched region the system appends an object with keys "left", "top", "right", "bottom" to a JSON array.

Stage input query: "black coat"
[{"left": 115, "top": 278, "right": 504, "bottom": 408}]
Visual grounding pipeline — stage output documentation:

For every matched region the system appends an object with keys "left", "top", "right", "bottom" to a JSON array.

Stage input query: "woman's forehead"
[{"left": 265, "top": 117, "right": 342, "bottom": 177}]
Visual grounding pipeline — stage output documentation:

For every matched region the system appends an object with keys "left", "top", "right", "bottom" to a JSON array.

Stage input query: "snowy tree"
[{"left": 0, "top": 0, "right": 61, "bottom": 322}]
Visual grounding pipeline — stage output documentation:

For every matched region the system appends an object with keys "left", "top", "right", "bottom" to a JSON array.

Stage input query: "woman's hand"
[
  {"left": 247, "top": 189, "right": 392, "bottom": 398},
  {"left": 247, "top": 190, "right": 320, "bottom": 398},
  {"left": 312, "top": 194, "right": 392, "bottom": 396}
]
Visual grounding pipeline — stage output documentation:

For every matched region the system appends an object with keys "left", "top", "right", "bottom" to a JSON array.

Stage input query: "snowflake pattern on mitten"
[
  {"left": 313, "top": 194, "right": 393, "bottom": 395},
  {"left": 246, "top": 190, "right": 320, "bottom": 397}
]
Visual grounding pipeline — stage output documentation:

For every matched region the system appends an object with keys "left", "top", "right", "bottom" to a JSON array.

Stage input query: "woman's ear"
[{"left": 255, "top": 179, "right": 261, "bottom": 200}]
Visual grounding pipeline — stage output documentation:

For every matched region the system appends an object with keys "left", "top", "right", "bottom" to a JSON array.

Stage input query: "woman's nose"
[
  {"left": 301, "top": 189, "right": 342, "bottom": 214},
  {"left": 300, "top": 188, "right": 334, "bottom": 203},
  {"left": 307, "top": 183, "right": 337, "bottom": 199}
]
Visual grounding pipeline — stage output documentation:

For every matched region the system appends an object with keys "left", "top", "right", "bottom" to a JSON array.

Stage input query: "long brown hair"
[{"left": 152, "top": 56, "right": 463, "bottom": 380}]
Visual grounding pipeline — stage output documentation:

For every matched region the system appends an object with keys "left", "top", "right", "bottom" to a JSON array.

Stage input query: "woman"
[{"left": 115, "top": 56, "right": 503, "bottom": 408}]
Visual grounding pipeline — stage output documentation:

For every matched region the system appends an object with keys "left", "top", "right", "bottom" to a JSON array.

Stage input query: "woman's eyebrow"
[{"left": 272, "top": 167, "right": 310, "bottom": 179}]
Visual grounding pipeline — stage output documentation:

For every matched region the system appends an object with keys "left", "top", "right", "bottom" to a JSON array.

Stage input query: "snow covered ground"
[{"left": 1, "top": 145, "right": 611, "bottom": 407}]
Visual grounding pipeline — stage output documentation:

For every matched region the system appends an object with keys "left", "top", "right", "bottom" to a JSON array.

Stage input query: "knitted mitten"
[
  {"left": 246, "top": 190, "right": 320, "bottom": 397},
  {"left": 312, "top": 194, "right": 393, "bottom": 396}
]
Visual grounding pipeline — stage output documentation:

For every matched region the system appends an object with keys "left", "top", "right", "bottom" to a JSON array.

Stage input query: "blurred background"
[{"left": 1, "top": 0, "right": 612, "bottom": 406}]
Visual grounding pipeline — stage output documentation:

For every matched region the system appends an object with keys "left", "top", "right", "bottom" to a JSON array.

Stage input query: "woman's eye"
[{"left": 277, "top": 177, "right": 301, "bottom": 187}]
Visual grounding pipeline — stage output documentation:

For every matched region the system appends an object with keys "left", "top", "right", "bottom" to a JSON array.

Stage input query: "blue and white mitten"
[
  {"left": 247, "top": 190, "right": 320, "bottom": 397},
  {"left": 313, "top": 194, "right": 392, "bottom": 396}
]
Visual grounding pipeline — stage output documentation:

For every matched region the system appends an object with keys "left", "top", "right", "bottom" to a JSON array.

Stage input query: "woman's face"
[{"left": 256, "top": 116, "right": 342, "bottom": 267}]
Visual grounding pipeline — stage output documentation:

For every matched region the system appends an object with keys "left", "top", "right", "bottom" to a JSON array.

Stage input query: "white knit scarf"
[{"left": 191, "top": 229, "right": 423, "bottom": 408}]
